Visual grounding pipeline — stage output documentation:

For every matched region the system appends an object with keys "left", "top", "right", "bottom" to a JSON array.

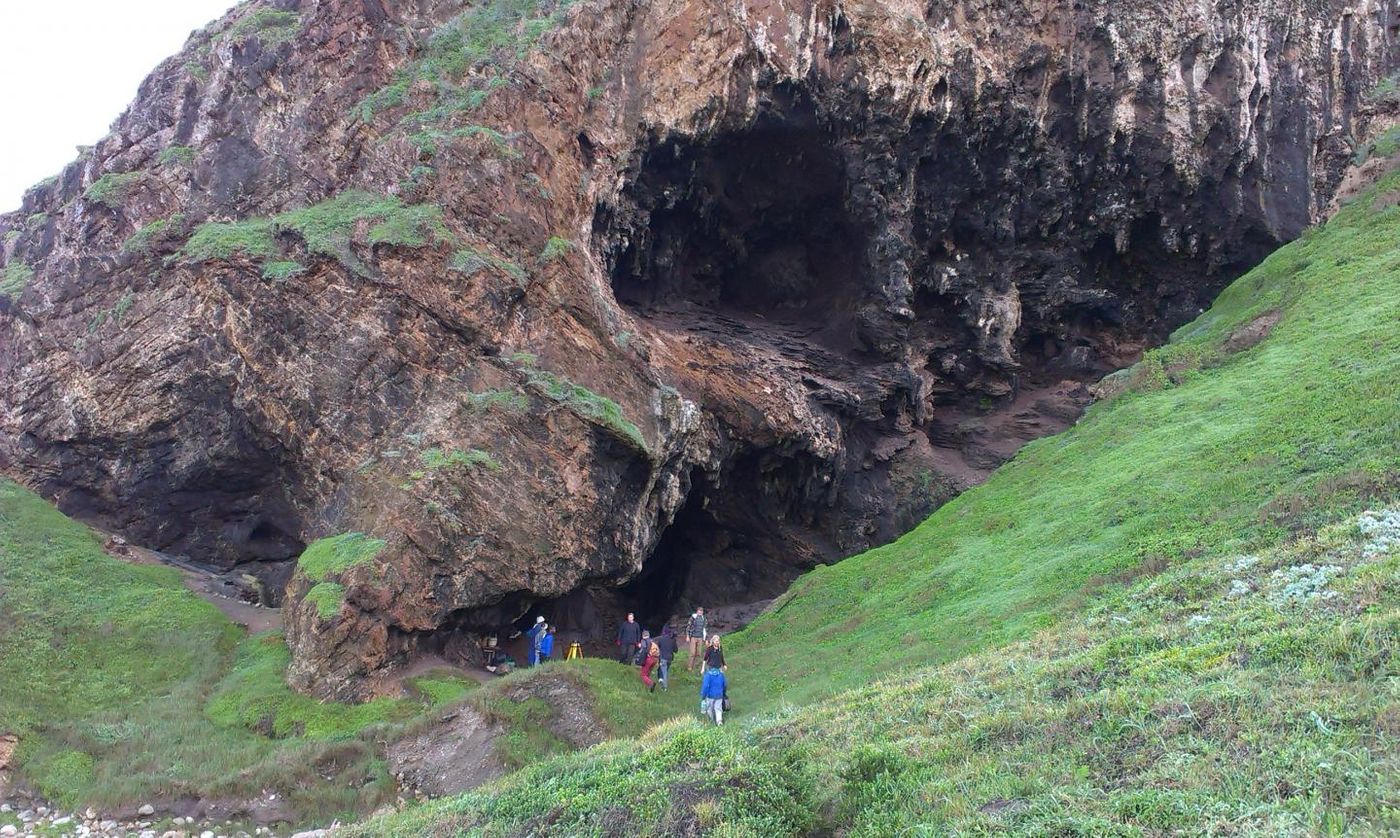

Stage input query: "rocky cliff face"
[{"left": 1, "top": 0, "right": 1393, "bottom": 697}]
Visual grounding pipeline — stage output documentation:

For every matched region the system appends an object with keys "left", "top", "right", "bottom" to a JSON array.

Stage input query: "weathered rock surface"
[{"left": 0, "top": 0, "right": 1394, "bottom": 696}]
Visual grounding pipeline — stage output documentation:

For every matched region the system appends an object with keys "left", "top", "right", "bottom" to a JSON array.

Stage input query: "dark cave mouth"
[{"left": 599, "top": 97, "right": 869, "bottom": 346}]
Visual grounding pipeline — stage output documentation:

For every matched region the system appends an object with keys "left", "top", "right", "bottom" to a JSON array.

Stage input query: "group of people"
[
  {"left": 523, "top": 616, "right": 557, "bottom": 666},
  {"left": 617, "top": 606, "right": 729, "bottom": 725}
]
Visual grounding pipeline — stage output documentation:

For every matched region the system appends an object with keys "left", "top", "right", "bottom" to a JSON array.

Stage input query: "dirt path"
[
  {"left": 103, "top": 536, "right": 282, "bottom": 634},
  {"left": 386, "top": 705, "right": 505, "bottom": 797}
]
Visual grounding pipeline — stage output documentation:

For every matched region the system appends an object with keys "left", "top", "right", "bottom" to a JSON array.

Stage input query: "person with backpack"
[
  {"left": 700, "top": 666, "right": 727, "bottom": 725},
  {"left": 525, "top": 616, "right": 546, "bottom": 667},
  {"left": 655, "top": 626, "right": 678, "bottom": 690},
  {"left": 538, "top": 626, "right": 556, "bottom": 663},
  {"left": 685, "top": 607, "right": 707, "bottom": 672},
  {"left": 639, "top": 631, "right": 661, "bottom": 691},
  {"left": 616, "top": 612, "right": 642, "bottom": 663}
]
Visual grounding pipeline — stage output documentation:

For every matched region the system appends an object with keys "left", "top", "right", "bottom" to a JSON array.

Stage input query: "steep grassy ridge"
[{"left": 354, "top": 173, "right": 1400, "bottom": 835}]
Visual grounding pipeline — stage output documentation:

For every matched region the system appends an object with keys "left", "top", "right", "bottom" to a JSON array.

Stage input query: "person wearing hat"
[{"left": 525, "top": 616, "right": 546, "bottom": 667}]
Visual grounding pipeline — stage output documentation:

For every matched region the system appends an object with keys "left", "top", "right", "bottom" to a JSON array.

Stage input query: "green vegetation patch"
[
  {"left": 84, "top": 172, "right": 146, "bottom": 208},
  {"left": 356, "top": 0, "right": 574, "bottom": 125},
  {"left": 520, "top": 366, "right": 646, "bottom": 450},
  {"left": 463, "top": 388, "right": 529, "bottom": 413},
  {"left": 261, "top": 260, "right": 305, "bottom": 280},
  {"left": 227, "top": 8, "right": 301, "bottom": 47},
  {"left": 205, "top": 632, "right": 415, "bottom": 738},
  {"left": 303, "top": 581, "right": 347, "bottom": 619},
  {"left": 158, "top": 145, "right": 196, "bottom": 167},
  {"left": 405, "top": 669, "right": 479, "bottom": 707},
  {"left": 181, "top": 191, "right": 451, "bottom": 274},
  {"left": 1354, "top": 124, "right": 1400, "bottom": 165},
  {"left": 419, "top": 447, "right": 500, "bottom": 472},
  {"left": 539, "top": 235, "right": 572, "bottom": 262},
  {"left": 121, "top": 214, "right": 185, "bottom": 255},
  {"left": 1, "top": 260, "right": 33, "bottom": 300},
  {"left": 450, "top": 246, "right": 526, "bottom": 282},
  {"left": 0, "top": 479, "right": 452, "bottom": 820},
  {"left": 296, "top": 532, "right": 386, "bottom": 583}
]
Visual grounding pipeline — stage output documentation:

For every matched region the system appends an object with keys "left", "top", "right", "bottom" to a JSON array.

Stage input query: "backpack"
[{"left": 648, "top": 641, "right": 660, "bottom": 659}]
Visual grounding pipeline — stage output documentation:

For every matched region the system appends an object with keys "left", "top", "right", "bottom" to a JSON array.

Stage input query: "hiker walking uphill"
[
  {"left": 616, "top": 612, "right": 642, "bottom": 663},
  {"left": 639, "top": 631, "right": 661, "bottom": 692},
  {"left": 685, "top": 607, "right": 707, "bottom": 672}
]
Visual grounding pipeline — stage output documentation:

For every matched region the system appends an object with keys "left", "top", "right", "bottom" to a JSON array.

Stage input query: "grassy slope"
[
  {"left": 354, "top": 172, "right": 1400, "bottom": 835},
  {"left": 0, "top": 481, "right": 472, "bottom": 821}
]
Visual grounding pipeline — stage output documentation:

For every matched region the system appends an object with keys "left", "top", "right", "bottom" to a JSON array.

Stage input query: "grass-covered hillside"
[
  {"left": 352, "top": 171, "right": 1400, "bottom": 835},
  {"left": 0, "top": 478, "right": 477, "bottom": 822}
]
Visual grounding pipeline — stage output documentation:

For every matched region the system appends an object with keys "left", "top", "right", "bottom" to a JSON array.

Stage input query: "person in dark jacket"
[
  {"left": 703, "top": 633, "right": 726, "bottom": 672},
  {"left": 538, "top": 626, "right": 556, "bottom": 662},
  {"left": 616, "top": 612, "right": 642, "bottom": 663},
  {"left": 700, "top": 667, "right": 727, "bottom": 725},
  {"left": 655, "top": 626, "right": 678, "bottom": 690}
]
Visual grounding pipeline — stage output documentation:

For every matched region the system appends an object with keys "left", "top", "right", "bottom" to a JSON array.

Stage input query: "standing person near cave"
[
  {"left": 617, "top": 611, "right": 642, "bottom": 663},
  {"left": 656, "top": 626, "right": 678, "bottom": 690},
  {"left": 524, "top": 615, "right": 546, "bottom": 667},
  {"left": 538, "top": 626, "right": 556, "bottom": 663},
  {"left": 685, "top": 606, "right": 707, "bottom": 672},
  {"left": 639, "top": 631, "right": 661, "bottom": 692}
]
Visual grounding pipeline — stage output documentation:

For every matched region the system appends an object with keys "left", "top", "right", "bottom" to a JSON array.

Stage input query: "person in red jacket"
[{"left": 639, "top": 631, "right": 661, "bottom": 692}]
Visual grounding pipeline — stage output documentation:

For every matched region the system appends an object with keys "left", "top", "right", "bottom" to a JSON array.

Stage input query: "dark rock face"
[{"left": 0, "top": 0, "right": 1393, "bottom": 697}]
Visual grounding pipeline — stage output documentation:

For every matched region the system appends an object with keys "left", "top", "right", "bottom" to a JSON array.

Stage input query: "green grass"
[
  {"left": 303, "top": 581, "right": 348, "bottom": 619},
  {"left": 227, "top": 8, "right": 300, "bottom": 47},
  {"left": 467, "top": 659, "right": 703, "bottom": 770},
  {"left": 1, "top": 260, "right": 33, "bottom": 300},
  {"left": 355, "top": 164, "right": 1400, "bottom": 838},
  {"left": 83, "top": 172, "right": 146, "bottom": 208},
  {"left": 297, "top": 532, "right": 386, "bottom": 582},
  {"left": 356, "top": 0, "right": 573, "bottom": 125},
  {"left": 406, "top": 669, "right": 480, "bottom": 707},
  {"left": 181, "top": 191, "right": 450, "bottom": 274},
  {"left": 157, "top": 146, "right": 196, "bottom": 167},
  {"left": 463, "top": 388, "right": 529, "bottom": 413},
  {"left": 261, "top": 259, "right": 305, "bottom": 280},
  {"left": 121, "top": 214, "right": 184, "bottom": 255},
  {"left": 538, "top": 235, "right": 572, "bottom": 262},
  {"left": 0, "top": 480, "right": 456, "bottom": 822},
  {"left": 1354, "top": 124, "right": 1400, "bottom": 165},
  {"left": 517, "top": 363, "right": 647, "bottom": 451},
  {"left": 450, "top": 246, "right": 526, "bottom": 282}
]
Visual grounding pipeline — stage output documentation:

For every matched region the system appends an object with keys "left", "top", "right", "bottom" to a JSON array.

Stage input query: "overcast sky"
[{"left": 0, "top": 0, "right": 238, "bottom": 213}]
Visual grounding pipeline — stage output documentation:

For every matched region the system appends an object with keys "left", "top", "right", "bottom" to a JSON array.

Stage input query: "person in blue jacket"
[
  {"left": 538, "top": 626, "right": 556, "bottom": 663},
  {"left": 700, "top": 666, "right": 727, "bottom": 725}
]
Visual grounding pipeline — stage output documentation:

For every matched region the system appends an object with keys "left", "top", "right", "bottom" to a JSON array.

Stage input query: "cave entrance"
[{"left": 599, "top": 92, "right": 866, "bottom": 350}]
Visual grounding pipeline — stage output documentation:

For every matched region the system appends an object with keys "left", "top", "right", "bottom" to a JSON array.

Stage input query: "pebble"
[
  {"left": 202, "top": 831, "right": 216, "bottom": 838},
  {"left": 0, "top": 825, "right": 16, "bottom": 837},
  {"left": 138, "top": 803, "right": 156, "bottom": 816}
]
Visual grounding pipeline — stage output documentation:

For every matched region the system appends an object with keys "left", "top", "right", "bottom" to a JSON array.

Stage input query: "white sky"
[{"left": 0, "top": 0, "right": 238, "bottom": 213}]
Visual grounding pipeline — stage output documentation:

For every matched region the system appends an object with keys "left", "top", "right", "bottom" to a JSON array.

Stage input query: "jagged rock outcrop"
[{"left": 1, "top": 0, "right": 1393, "bottom": 696}]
